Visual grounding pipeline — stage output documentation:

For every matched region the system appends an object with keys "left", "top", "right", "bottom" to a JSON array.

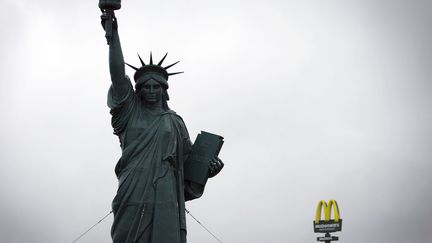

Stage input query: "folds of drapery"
[{"left": 107, "top": 79, "right": 205, "bottom": 243}]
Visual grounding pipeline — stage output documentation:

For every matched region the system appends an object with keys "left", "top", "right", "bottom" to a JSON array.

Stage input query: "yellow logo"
[
  {"left": 314, "top": 199, "right": 342, "bottom": 233},
  {"left": 315, "top": 199, "right": 340, "bottom": 223}
]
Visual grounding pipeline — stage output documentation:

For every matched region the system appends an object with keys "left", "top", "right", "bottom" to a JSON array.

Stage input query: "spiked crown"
[{"left": 125, "top": 52, "right": 183, "bottom": 89}]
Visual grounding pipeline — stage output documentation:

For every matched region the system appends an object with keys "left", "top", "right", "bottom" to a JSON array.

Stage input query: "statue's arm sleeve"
[
  {"left": 184, "top": 181, "right": 204, "bottom": 201},
  {"left": 107, "top": 76, "right": 135, "bottom": 135},
  {"left": 182, "top": 129, "right": 205, "bottom": 201}
]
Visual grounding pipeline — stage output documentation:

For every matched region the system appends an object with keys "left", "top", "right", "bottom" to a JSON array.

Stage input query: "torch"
[{"left": 99, "top": 0, "right": 122, "bottom": 45}]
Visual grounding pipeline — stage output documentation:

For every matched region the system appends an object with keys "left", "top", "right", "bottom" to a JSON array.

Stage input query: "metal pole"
[{"left": 325, "top": 233, "right": 330, "bottom": 243}]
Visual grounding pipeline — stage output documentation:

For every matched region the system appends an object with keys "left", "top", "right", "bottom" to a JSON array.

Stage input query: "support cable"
[
  {"left": 72, "top": 208, "right": 222, "bottom": 243},
  {"left": 185, "top": 208, "right": 222, "bottom": 243},
  {"left": 72, "top": 210, "right": 113, "bottom": 243}
]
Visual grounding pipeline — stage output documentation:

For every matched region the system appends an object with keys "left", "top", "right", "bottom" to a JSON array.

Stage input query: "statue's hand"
[
  {"left": 100, "top": 11, "right": 118, "bottom": 31},
  {"left": 208, "top": 156, "right": 224, "bottom": 178}
]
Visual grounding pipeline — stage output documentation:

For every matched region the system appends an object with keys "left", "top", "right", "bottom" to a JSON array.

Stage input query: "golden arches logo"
[
  {"left": 315, "top": 200, "right": 340, "bottom": 223},
  {"left": 313, "top": 199, "right": 342, "bottom": 233}
]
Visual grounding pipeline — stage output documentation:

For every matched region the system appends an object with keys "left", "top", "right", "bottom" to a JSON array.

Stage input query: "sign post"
[{"left": 313, "top": 200, "right": 342, "bottom": 243}]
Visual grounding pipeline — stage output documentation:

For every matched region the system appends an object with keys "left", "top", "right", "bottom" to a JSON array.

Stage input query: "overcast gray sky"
[{"left": 1, "top": 0, "right": 431, "bottom": 242}]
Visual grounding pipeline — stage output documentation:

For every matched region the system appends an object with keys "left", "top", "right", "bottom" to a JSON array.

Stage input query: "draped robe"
[{"left": 108, "top": 78, "right": 203, "bottom": 243}]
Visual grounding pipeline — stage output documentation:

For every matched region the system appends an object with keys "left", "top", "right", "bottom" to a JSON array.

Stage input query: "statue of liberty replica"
[{"left": 99, "top": 1, "right": 224, "bottom": 242}]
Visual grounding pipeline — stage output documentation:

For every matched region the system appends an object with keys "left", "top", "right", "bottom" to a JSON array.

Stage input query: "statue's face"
[{"left": 139, "top": 79, "right": 162, "bottom": 104}]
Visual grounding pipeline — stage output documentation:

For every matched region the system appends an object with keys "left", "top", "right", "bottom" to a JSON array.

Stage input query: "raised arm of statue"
[{"left": 101, "top": 13, "right": 129, "bottom": 98}]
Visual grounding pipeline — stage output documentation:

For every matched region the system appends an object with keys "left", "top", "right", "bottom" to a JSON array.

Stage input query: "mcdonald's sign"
[{"left": 313, "top": 200, "right": 342, "bottom": 233}]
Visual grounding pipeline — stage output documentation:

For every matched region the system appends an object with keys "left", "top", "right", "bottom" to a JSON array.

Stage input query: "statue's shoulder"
[
  {"left": 163, "top": 110, "right": 188, "bottom": 128},
  {"left": 164, "top": 110, "right": 184, "bottom": 121}
]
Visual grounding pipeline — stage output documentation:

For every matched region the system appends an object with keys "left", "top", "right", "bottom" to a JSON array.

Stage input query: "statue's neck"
[{"left": 142, "top": 100, "right": 164, "bottom": 113}]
